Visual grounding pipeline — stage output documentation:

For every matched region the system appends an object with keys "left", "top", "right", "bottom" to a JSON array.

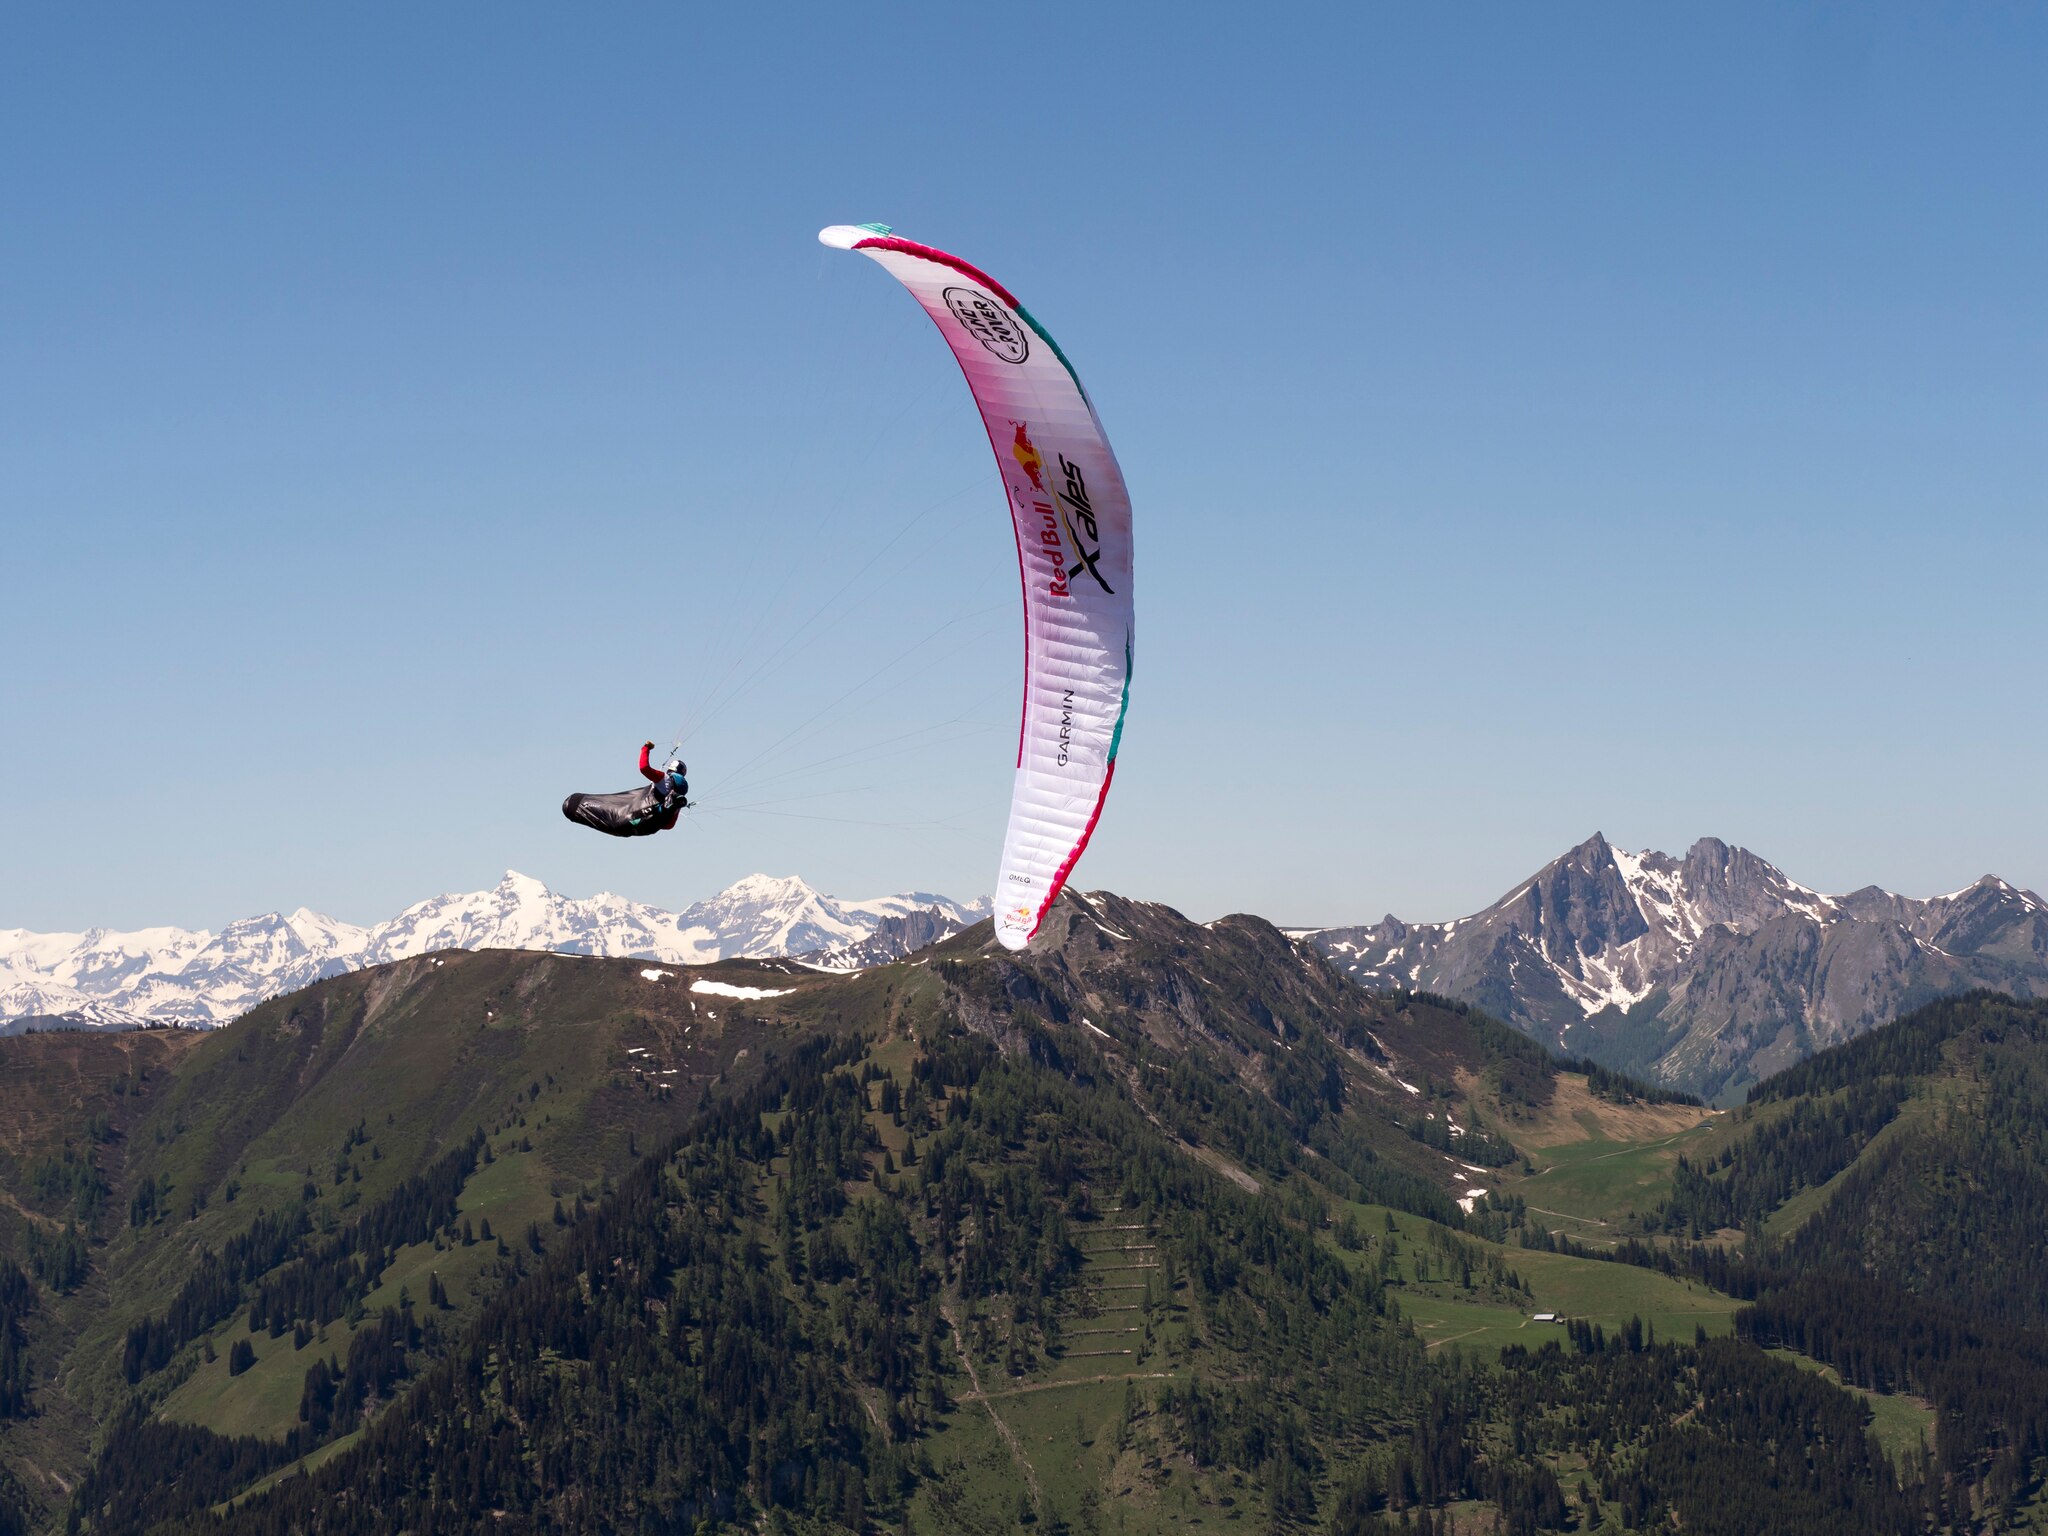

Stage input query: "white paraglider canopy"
[{"left": 821, "top": 224, "right": 1134, "bottom": 950}]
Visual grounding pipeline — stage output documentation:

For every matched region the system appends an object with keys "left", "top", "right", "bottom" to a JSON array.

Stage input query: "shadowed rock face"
[
  {"left": 800, "top": 907, "right": 968, "bottom": 970},
  {"left": 1307, "top": 835, "right": 2048, "bottom": 1099},
  {"left": 926, "top": 884, "right": 1565, "bottom": 1203}
]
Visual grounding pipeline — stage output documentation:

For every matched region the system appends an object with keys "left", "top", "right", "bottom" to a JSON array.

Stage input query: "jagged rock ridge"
[{"left": 801, "top": 907, "right": 970, "bottom": 971}]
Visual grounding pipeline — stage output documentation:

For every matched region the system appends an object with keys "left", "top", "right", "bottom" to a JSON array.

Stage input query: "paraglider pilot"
[{"left": 562, "top": 743, "right": 689, "bottom": 838}]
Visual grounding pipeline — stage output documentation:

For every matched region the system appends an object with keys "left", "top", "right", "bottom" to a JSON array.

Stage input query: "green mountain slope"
[
  {"left": 0, "top": 949, "right": 856, "bottom": 1530},
  {"left": 1619, "top": 991, "right": 2048, "bottom": 1523},
  {"left": 0, "top": 1027, "right": 207, "bottom": 1520}
]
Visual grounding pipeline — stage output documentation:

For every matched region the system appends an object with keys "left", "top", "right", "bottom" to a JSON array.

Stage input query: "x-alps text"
[{"left": 1056, "top": 454, "right": 1114, "bottom": 595}]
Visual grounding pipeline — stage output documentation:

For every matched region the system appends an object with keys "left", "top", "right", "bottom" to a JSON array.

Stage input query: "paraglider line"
[
  {"left": 691, "top": 804, "right": 975, "bottom": 833},
  {"left": 701, "top": 642, "right": 1008, "bottom": 805},
  {"left": 671, "top": 477, "right": 979, "bottom": 751},
  {"left": 692, "top": 603, "right": 1006, "bottom": 801},
  {"left": 708, "top": 714, "right": 1000, "bottom": 802}
]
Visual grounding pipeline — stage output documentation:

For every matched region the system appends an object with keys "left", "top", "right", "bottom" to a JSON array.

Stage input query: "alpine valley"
[{"left": 1305, "top": 834, "right": 2048, "bottom": 1100}]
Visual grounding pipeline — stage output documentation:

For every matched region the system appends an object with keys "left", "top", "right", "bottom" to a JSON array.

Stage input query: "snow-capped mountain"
[
  {"left": 0, "top": 996, "right": 156, "bottom": 1038},
  {"left": 676, "top": 875, "right": 980, "bottom": 961},
  {"left": 1306, "top": 834, "right": 2048, "bottom": 1099},
  {"left": 0, "top": 874, "right": 990, "bottom": 1032},
  {"left": 367, "top": 873, "right": 714, "bottom": 968}
]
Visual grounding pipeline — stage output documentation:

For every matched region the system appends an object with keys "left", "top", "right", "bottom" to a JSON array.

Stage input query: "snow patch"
[{"left": 689, "top": 980, "right": 794, "bottom": 1000}]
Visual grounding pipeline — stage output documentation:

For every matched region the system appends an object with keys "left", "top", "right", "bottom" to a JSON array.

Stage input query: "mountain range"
[
  {"left": 13, "top": 835, "right": 2046, "bottom": 1102},
  {"left": 0, "top": 873, "right": 986, "bottom": 1033},
  {"left": 1305, "top": 832, "right": 2048, "bottom": 1099}
]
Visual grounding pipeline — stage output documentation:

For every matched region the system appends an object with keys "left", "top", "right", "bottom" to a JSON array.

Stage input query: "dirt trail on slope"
[
  {"left": 942, "top": 1297, "right": 1042, "bottom": 1515},
  {"left": 983, "top": 1370, "right": 1174, "bottom": 1400}
]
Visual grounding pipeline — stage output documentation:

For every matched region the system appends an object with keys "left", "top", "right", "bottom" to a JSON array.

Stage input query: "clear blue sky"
[{"left": 5, "top": 3, "right": 2043, "bottom": 932}]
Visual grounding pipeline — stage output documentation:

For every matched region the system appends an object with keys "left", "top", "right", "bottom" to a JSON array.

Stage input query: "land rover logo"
[{"left": 943, "top": 286, "right": 1030, "bottom": 364}]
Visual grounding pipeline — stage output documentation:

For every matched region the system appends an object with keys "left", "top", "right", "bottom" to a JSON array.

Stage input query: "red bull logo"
[
  {"left": 1034, "top": 498, "right": 1070, "bottom": 599},
  {"left": 1010, "top": 422, "right": 1046, "bottom": 491}
]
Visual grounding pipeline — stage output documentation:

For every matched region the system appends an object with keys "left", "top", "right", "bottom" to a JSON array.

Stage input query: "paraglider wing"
[{"left": 821, "top": 224, "right": 1133, "bottom": 950}]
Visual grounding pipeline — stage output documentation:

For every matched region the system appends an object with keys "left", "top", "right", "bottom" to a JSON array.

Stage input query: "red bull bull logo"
[{"left": 1010, "top": 422, "right": 1046, "bottom": 491}]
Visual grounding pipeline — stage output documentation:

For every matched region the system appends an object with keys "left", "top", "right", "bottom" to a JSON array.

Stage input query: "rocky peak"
[
  {"left": 1515, "top": 832, "right": 1649, "bottom": 963},
  {"left": 1675, "top": 838, "right": 1834, "bottom": 931}
]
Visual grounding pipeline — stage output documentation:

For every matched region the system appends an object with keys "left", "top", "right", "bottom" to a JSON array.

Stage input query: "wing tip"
[{"left": 819, "top": 222, "right": 893, "bottom": 250}]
